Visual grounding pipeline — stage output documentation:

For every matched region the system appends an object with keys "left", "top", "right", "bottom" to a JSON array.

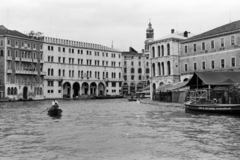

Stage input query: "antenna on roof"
[
  {"left": 7, "top": 8, "right": 9, "bottom": 28},
  {"left": 230, "top": 8, "right": 231, "bottom": 23}
]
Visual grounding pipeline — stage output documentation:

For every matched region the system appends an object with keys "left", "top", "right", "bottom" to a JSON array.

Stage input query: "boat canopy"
[{"left": 186, "top": 72, "right": 240, "bottom": 86}]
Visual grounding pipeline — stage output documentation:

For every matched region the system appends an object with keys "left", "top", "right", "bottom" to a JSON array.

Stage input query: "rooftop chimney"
[
  {"left": 184, "top": 31, "right": 188, "bottom": 37},
  {"left": 171, "top": 29, "right": 174, "bottom": 34}
]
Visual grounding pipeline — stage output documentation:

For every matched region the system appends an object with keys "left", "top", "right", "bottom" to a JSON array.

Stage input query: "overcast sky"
[{"left": 1, "top": 0, "right": 240, "bottom": 52}]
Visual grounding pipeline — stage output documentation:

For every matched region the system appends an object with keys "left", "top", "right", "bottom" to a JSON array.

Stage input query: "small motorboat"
[
  {"left": 48, "top": 108, "right": 62, "bottom": 117},
  {"left": 128, "top": 98, "right": 137, "bottom": 102}
]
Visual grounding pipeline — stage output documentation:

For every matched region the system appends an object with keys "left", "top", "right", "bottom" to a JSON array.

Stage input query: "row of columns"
[{"left": 152, "top": 61, "right": 172, "bottom": 77}]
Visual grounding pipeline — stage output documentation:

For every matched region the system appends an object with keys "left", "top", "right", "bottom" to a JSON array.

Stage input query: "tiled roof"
[
  {"left": 182, "top": 20, "right": 240, "bottom": 43},
  {"left": 0, "top": 25, "right": 29, "bottom": 38}
]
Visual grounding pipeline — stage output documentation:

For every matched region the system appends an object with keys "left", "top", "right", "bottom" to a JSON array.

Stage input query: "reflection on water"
[{"left": 0, "top": 99, "right": 240, "bottom": 160}]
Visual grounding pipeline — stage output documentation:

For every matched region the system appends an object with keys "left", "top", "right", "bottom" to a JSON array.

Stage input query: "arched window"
[
  {"left": 152, "top": 46, "right": 155, "bottom": 58},
  {"left": 158, "top": 62, "right": 161, "bottom": 76},
  {"left": 40, "top": 88, "right": 43, "bottom": 95},
  {"left": 167, "top": 44, "right": 170, "bottom": 55},
  {"left": 8, "top": 87, "right": 11, "bottom": 95},
  {"left": 48, "top": 68, "right": 50, "bottom": 75},
  {"left": 7, "top": 49, "right": 11, "bottom": 57},
  {"left": 51, "top": 69, "right": 54, "bottom": 76},
  {"left": 158, "top": 46, "right": 161, "bottom": 57},
  {"left": 139, "top": 62, "right": 141, "bottom": 66},
  {"left": 146, "top": 62, "right": 149, "bottom": 66},
  {"left": 58, "top": 69, "right": 61, "bottom": 76},
  {"left": 167, "top": 61, "right": 171, "bottom": 75},
  {"left": 11, "top": 87, "right": 14, "bottom": 95},
  {"left": 152, "top": 63, "right": 155, "bottom": 76},
  {"left": 63, "top": 70, "right": 65, "bottom": 77},
  {"left": 146, "top": 68, "right": 150, "bottom": 73},
  {"left": 131, "top": 61, "right": 134, "bottom": 66},
  {"left": 0, "top": 50, "right": 4, "bottom": 57},
  {"left": 15, "top": 87, "right": 17, "bottom": 95},
  {"left": 161, "top": 62, "right": 165, "bottom": 75},
  {"left": 138, "top": 68, "right": 142, "bottom": 73},
  {"left": 34, "top": 87, "right": 37, "bottom": 95},
  {"left": 106, "top": 72, "right": 108, "bottom": 78},
  {"left": 15, "top": 50, "right": 18, "bottom": 57},
  {"left": 131, "top": 68, "right": 134, "bottom": 73},
  {"left": 161, "top": 45, "right": 164, "bottom": 56}
]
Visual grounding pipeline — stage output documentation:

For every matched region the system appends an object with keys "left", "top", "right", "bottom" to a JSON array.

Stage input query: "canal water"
[{"left": 0, "top": 99, "right": 240, "bottom": 160}]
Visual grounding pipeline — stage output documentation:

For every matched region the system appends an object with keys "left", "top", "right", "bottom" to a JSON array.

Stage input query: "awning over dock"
[{"left": 186, "top": 72, "right": 240, "bottom": 86}]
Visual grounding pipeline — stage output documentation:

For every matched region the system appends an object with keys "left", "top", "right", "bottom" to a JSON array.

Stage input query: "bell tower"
[
  {"left": 144, "top": 20, "right": 154, "bottom": 52},
  {"left": 146, "top": 20, "right": 154, "bottom": 39}
]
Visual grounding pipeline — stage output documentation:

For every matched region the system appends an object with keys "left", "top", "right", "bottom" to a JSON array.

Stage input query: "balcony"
[
  {"left": 21, "top": 58, "right": 32, "bottom": 62},
  {"left": 7, "top": 56, "right": 12, "bottom": 60},
  {"left": 44, "top": 76, "right": 63, "bottom": 81},
  {"left": 15, "top": 70, "right": 38, "bottom": 75},
  {"left": 40, "top": 60, "right": 44, "bottom": 63},
  {"left": 7, "top": 69, "right": 12, "bottom": 73},
  {"left": 33, "top": 59, "right": 38, "bottom": 63},
  {"left": 15, "top": 57, "right": 20, "bottom": 61},
  {"left": 40, "top": 71, "right": 46, "bottom": 75}
]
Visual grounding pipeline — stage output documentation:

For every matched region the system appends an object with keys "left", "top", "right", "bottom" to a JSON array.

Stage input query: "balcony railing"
[
  {"left": 33, "top": 59, "right": 38, "bottom": 63},
  {"left": 15, "top": 57, "right": 20, "bottom": 61},
  {"left": 15, "top": 70, "right": 38, "bottom": 75},
  {"left": 7, "top": 69, "right": 12, "bottom": 73},
  {"left": 7, "top": 56, "right": 12, "bottom": 60},
  {"left": 21, "top": 58, "right": 32, "bottom": 62},
  {"left": 40, "top": 71, "right": 46, "bottom": 75}
]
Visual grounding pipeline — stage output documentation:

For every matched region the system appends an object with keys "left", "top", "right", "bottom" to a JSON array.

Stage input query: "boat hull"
[
  {"left": 128, "top": 99, "right": 137, "bottom": 101},
  {"left": 48, "top": 109, "right": 62, "bottom": 117},
  {"left": 185, "top": 104, "right": 240, "bottom": 115}
]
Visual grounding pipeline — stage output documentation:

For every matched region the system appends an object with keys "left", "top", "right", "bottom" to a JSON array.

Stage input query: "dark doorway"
[{"left": 23, "top": 86, "right": 28, "bottom": 100}]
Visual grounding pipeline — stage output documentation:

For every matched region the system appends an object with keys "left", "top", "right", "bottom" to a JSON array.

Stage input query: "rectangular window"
[
  {"left": 58, "top": 57, "right": 61, "bottom": 63},
  {"left": 221, "top": 38, "right": 224, "bottom": 47},
  {"left": 221, "top": 59, "right": 225, "bottom": 68},
  {"left": 63, "top": 58, "right": 65, "bottom": 63},
  {"left": 202, "top": 61, "right": 205, "bottom": 70},
  {"left": 184, "top": 64, "right": 187, "bottom": 72},
  {"left": 231, "top": 36, "right": 235, "bottom": 45},
  {"left": 193, "top": 62, "right": 197, "bottom": 71},
  {"left": 112, "top": 82, "right": 116, "bottom": 87},
  {"left": 211, "top": 60, "right": 215, "bottom": 69},
  {"left": 193, "top": 44, "right": 196, "bottom": 52},
  {"left": 58, "top": 47, "right": 61, "bottom": 52},
  {"left": 131, "top": 76, "right": 134, "bottom": 80},
  {"left": 202, "top": 42, "right": 206, "bottom": 51},
  {"left": 232, "top": 57, "right": 236, "bottom": 67},
  {"left": 63, "top": 48, "right": 65, "bottom": 52},
  {"left": 211, "top": 40, "right": 215, "bottom": 49},
  {"left": 184, "top": 46, "right": 188, "bottom": 53}
]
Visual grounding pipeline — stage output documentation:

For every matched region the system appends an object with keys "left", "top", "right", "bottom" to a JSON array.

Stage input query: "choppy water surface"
[{"left": 1, "top": 99, "right": 240, "bottom": 160}]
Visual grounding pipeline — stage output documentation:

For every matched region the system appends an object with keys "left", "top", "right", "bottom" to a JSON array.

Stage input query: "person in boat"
[{"left": 50, "top": 99, "right": 59, "bottom": 110}]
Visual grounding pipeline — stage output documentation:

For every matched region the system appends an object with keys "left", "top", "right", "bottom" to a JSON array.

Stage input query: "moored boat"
[
  {"left": 48, "top": 109, "right": 63, "bottom": 117},
  {"left": 185, "top": 99, "right": 240, "bottom": 115},
  {"left": 95, "top": 95, "right": 124, "bottom": 99},
  {"left": 128, "top": 98, "right": 137, "bottom": 101}
]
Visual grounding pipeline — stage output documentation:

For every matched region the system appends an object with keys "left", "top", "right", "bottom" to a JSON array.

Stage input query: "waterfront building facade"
[
  {"left": 180, "top": 20, "right": 240, "bottom": 82},
  {"left": 122, "top": 47, "right": 149, "bottom": 96},
  {"left": 0, "top": 25, "right": 44, "bottom": 100},
  {"left": 149, "top": 30, "right": 189, "bottom": 92},
  {"left": 43, "top": 37, "right": 122, "bottom": 99}
]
